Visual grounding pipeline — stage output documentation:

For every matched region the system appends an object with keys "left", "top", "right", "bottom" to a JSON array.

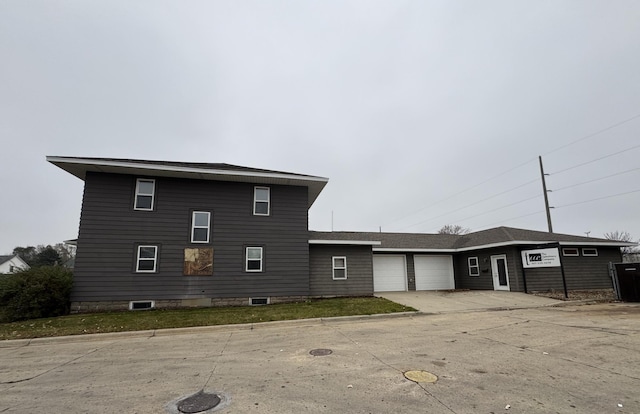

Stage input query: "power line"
[
  {"left": 552, "top": 168, "right": 640, "bottom": 192},
  {"left": 542, "top": 112, "right": 640, "bottom": 157},
  {"left": 423, "top": 193, "right": 541, "bottom": 231},
  {"left": 382, "top": 158, "right": 537, "bottom": 229},
  {"left": 472, "top": 210, "right": 545, "bottom": 231},
  {"left": 382, "top": 112, "right": 640, "bottom": 230},
  {"left": 551, "top": 143, "right": 640, "bottom": 175},
  {"left": 554, "top": 189, "right": 640, "bottom": 209},
  {"left": 397, "top": 178, "right": 539, "bottom": 231}
]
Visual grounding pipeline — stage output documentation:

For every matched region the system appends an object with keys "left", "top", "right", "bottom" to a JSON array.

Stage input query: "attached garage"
[
  {"left": 373, "top": 255, "right": 407, "bottom": 292},
  {"left": 414, "top": 255, "right": 455, "bottom": 290}
]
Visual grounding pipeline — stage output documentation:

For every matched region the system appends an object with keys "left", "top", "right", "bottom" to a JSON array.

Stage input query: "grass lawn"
[{"left": 0, "top": 297, "right": 415, "bottom": 340}]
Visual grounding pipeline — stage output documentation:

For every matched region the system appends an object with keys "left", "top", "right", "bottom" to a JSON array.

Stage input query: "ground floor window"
[
  {"left": 468, "top": 257, "right": 479, "bottom": 276},
  {"left": 332, "top": 256, "right": 347, "bottom": 280},
  {"left": 246, "top": 247, "right": 263, "bottom": 272},
  {"left": 136, "top": 245, "right": 158, "bottom": 272}
]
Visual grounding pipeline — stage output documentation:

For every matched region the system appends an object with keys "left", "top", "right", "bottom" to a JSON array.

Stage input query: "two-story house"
[
  {"left": 48, "top": 156, "right": 633, "bottom": 312},
  {"left": 48, "top": 156, "right": 328, "bottom": 311}
]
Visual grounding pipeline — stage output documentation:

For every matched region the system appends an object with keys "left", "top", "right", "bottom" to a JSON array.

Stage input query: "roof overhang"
[
  {"left": 47, "top": 156, "right": 329, "bottom": 208},
  {"left": 373, "top": 248, "right": 456, "bottom": 253},
  {"left": 309, "top": 240, "right": 382, "bottom": 246},
  {"left": 370, "top": 240, "right": 635, "bottom": 253}
]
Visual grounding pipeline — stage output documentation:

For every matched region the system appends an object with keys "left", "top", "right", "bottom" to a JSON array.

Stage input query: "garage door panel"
[
  {"left": 415, "top": 255, "right": 454, "bottom": 291},
  {"left": 373, "top": 255, "right": 407, "bottom": 292}
]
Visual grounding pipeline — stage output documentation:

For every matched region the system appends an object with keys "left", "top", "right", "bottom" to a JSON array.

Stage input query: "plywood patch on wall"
[{"left": 184, "top": 247, "right": 213, "bottom": 276}]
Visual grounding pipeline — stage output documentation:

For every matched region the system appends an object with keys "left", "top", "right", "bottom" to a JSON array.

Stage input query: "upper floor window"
[
  {"left": 136, "top": 245, "right": 158, "bottom": 272},
  {"left": 332, "top": 256, "right": 347, "bottom": 280},
  {"left": 135, "top": 179, "right": 155, "bottom": 211},
  {"left": 468, "top": 257, "right": 479, "bottom": 276},
  {"left": 582, "top": 248, "right": 598, "bottom": 257},
  {"left": 246, "top": 247, "right": 263, "bottom": 272},
  {"left": 253, "top": 187, "right": 270, "bottom": 216},
  {"left": 562, "top": 248, "right": 579, "bottom": 257},
  {"left": 191, "top": 211, "right": 211, "bottom": 243}
]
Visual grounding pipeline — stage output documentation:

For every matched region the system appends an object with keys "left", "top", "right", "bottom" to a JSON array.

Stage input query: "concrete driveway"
[
  {"left": 2, "top": 302, "right": 639, "bottom": 413},
  {"left": 376, "top": 290, "right": 565, "bottom": 313}
]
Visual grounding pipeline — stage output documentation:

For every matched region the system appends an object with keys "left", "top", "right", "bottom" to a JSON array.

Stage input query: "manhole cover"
[
  {"left": 177, "top": 391, "right": 221, "bottom": 413},
  {"left": 404, "top": 370, "right": 438, "bottom": 383},
  {"left": 309, "top": 348, "right": 333, "bottom": 356}
]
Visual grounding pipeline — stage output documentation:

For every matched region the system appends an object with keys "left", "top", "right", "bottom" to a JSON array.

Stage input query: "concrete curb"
[{"left": 0, "top": 311, "right": 421, "bottom": 348}]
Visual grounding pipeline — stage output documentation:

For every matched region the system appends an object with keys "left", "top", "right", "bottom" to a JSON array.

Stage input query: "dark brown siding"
[
  {"left": 309, "top": 245, "right": 373, "bottom": 296},
  {"left": 73, "top": 172, "right": 310, "bottom": 302}
]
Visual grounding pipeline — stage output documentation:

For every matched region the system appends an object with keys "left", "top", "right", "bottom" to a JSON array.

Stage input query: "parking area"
[
  {"left": 1, "top": 302, "right": 639, "bottom": 413},
  {"left": 376, "top": 290, "right": 565, "bottom": 313}
]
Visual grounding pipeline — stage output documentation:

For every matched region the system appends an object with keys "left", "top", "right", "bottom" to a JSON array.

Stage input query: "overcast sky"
[{"left": 1, "top": 1, "right": 639, "bottom": 254}]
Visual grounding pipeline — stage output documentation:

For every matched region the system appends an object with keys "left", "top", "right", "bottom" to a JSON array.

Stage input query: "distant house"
[
  {"left": 0, "top": 255, "right": 30, "bottom": 274},
  {"left": 47, "top": 156, "right": 635, "bottom": 312}
]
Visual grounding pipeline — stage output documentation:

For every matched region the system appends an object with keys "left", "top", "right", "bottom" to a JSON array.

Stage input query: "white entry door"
[{"left": 491, "top": 255, "right": 510, "bottom": 291}]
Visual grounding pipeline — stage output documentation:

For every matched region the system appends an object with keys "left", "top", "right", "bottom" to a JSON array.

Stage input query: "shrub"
[{"left": 0, "top": 266, "right": 73, "bottom": 322}]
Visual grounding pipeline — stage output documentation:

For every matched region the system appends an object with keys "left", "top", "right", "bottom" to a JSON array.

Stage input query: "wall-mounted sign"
[{"left": 521, "top": 247, "right": 561, "bottom": 268}]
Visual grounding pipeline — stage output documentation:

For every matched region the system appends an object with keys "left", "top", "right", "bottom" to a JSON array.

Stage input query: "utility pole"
[{"left": 539, "top": 156, "right": 553, "bottom": 233}]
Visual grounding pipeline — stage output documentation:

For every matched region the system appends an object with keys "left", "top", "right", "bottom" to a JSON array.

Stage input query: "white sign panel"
[{"left": 521, "top": 248, "right": 561, "bottom": 268}]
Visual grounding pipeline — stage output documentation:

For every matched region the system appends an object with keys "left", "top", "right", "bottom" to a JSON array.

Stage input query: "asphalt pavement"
[{"left": 1, "top": 299, "right": 639, "bottom": 413}]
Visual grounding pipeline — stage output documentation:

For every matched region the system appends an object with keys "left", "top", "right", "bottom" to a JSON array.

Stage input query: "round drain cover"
[
  {"left": 404, "top": 370, "right": 438, "bottom": 383},
  {"left": 177, "top": 391, "right": 221, "bottom": 413},
  {"left": 309, "top": 348, "right": 333, "bottom": 356}
]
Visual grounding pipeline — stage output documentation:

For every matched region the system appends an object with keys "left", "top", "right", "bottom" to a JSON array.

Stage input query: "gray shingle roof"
[
  {"left": 310, "top": 226, "right": 630, "bottom": 250},
  {"left": 47, "top": 156, "right": 329, "bottom": 208},
  {"left": 0, "top": 255, "right": 13, "bottom": 265}
]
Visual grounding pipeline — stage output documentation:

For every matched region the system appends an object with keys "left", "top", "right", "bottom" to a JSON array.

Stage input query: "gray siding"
[
  {"left": 524, "top": 246, "right": 619, "bottom": 291},
  {"left": 309, "top": 245, "right": 373, "bottom": 296},
  {"left": 73, "top": 172, "right": 310, "bottom": 302},
  {"left": 406, "top": 253, "right": 416, "bottom": 291},
  {"left": 454, "top": 247, "right": 523, "bottom": 291}
]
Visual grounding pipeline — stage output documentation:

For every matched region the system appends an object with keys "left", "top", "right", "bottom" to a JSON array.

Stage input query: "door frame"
[{"left": 490, "top": 254, "right": 510, "bottom": 291}]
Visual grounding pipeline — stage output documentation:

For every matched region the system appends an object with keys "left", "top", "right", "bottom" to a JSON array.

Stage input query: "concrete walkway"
[{"left": 376, "top": 290, "right": 565, "bottom": 313}]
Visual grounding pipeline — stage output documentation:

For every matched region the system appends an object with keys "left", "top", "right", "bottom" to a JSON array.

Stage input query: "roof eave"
[
  {"left": 47, "top": 156, "right": 329, "bottom": 208},
  {"left": 309, "top": 240, "right": 382, "bottom": 246}
]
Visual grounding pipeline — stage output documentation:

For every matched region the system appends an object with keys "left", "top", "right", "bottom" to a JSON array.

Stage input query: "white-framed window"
[
  {"left": 562, "top": 248, "right": 579, "bottom": 257},
  {"left": 332, "top": 256, "right": 347, "bottom": 280},
  {"left": 134, "top": 179, "right": 155, "bottom": 211},
  {"left": 468, "top": 257, "right": 479, "bottom": 276},
  {"left": 253, "top": 187, "right": 270, "bottom": 216},
  {"left": 136, "top": 245, "right": 158, "bottom": 272},
  {"left": 582, "top": 248, "right": 598, "bottom": 257},
  {"left": 246, "top": 247, "right": 263, "bottom": 272},
  {"left": 191, "top": 211, "right": 211, "bottom": 243}
]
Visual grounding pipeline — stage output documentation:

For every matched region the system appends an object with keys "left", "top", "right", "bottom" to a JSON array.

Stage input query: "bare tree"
[
  {"left": 438, "top": 224, "right": 471, "bottom": 235},
  {"left": 604, "top": 230, "right": 638, "bottom": 261}
]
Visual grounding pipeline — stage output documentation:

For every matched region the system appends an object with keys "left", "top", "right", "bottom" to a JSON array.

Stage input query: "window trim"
[
  {"left": 562, "top": 248, "right": 579, "bottom": 257},
  {"left": 332, "top": 256, "right": 347, "bottom": 280},
  {"left": 253, "top": 186, "right": 270, "bottom": 216},
  {"left": 582, "top": 248, "right": 598, "bottom": 257},
  {"left": 136, "top": 245, "right": 158, "bottom": 273},
  {"left": 468, "top": 256, "right": 480, "bottom": 277},
  {"left": 246, "top": 247, "right": 263, "bottom": 272},
  {"left": 190, "top": 211, "right": 211, "bottom": 243},
  {"left": 134, "top": 178, "right": 155, "bottom": 211}
]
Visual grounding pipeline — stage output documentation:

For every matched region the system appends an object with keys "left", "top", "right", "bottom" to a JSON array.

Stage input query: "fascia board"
[
  {"left": 47, "top": 156, "right": 329, "bottom": 207},
  {"left": 309, "top": 240, "right": 382, "bottom": 246},
  {"left": 373, "top": 248, "right": 456, "bottom": 253}
]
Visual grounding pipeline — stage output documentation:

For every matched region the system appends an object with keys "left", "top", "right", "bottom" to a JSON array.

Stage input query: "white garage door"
[
  {"left": 373, "top": 255, "right": 407, "bottom": 292},
  {"left": 414, "top": 255, "right": 455, "bottom": 290}
]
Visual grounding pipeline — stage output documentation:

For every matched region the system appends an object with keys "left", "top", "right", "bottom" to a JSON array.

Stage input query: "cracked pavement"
[{"left": 1, "top": 302, "right": 639, "bottom": 413}]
